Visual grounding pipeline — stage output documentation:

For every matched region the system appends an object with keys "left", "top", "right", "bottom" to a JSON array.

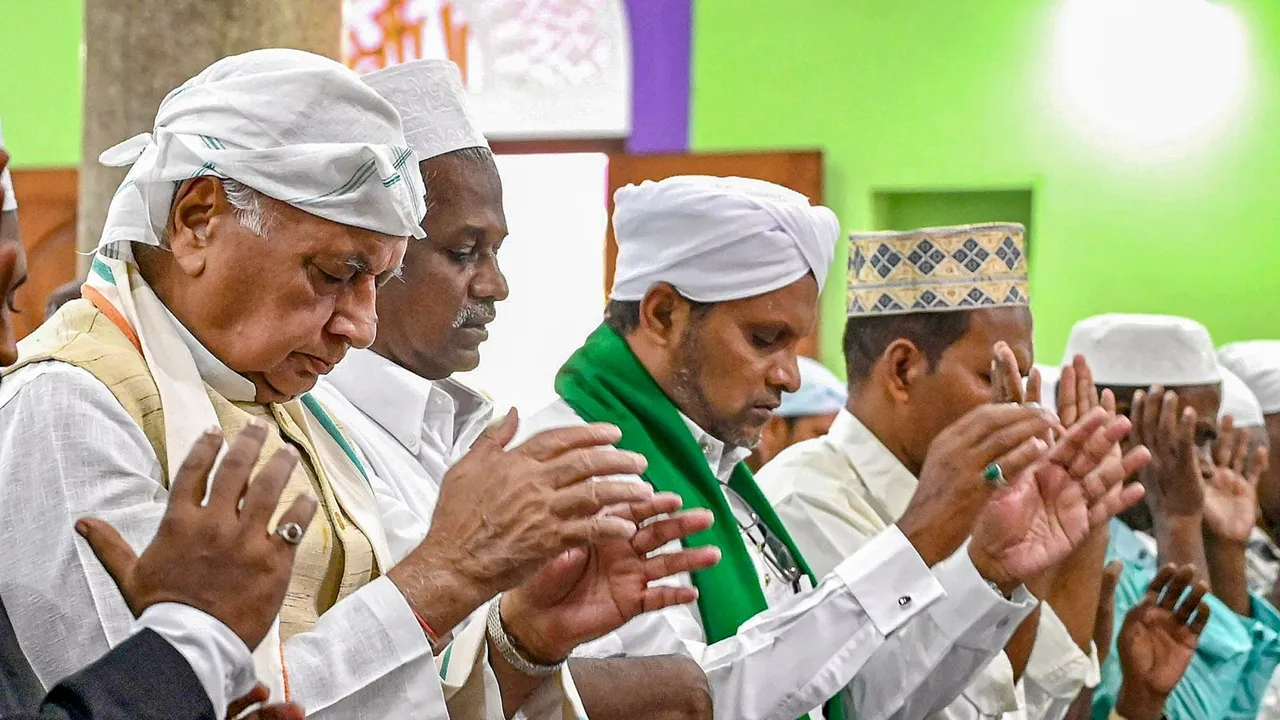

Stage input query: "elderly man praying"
[{"left": 0, "top": 50, "right": 660, "bottom": 720}]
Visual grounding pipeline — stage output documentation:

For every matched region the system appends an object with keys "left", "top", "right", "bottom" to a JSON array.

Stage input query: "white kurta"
[
  {"left": 514, "top": 397, "right": 1037, "bottom": 720},
  {"left": 0, "top": 341, "right": 565, "bottom": 719},
  {"left": 756, "top": 409, "right": 1101, "bottom": 720}
]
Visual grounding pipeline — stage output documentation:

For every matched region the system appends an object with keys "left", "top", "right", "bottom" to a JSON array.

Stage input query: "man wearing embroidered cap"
[
  {"left": 1065, "top": 314, "right": 1280, "bottom": 719},
  {"left": 0, "top": 50, "right": 658, "bottom": 720},
  {"left": 314, "top": 59, "right": 718, "bottom": 719},
  {"left": 758, "top": 223, "right": 1146, "bottom": 720},
  {"left": 516, "top": 196, "right": 1142, "bottom": 719},
  {"left": 747, "top": 356, "right": 846, "bottom": 471}
]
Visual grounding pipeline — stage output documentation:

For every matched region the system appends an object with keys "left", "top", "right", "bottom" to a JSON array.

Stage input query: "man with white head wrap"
[
  {"left": 1064, "top": 314, "right": 1280, "bottom": 720},
  {"left": 0, "top": 50, "right": 653, "bottom": 720},
  {"left": 314, "top": 59, "right": 718, "bottom": 720},
  {"left": 515, "top": 189, "right": 1140, "bottom": 720},
  {"left": 757, "top": 224, "right": 1143, "bottom": 720},
  {"left": 747, "top": 356, "right": 847, "bottom": 470}
]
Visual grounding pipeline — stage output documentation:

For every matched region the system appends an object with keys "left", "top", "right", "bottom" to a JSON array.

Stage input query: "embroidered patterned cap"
[
  {"left": 847, "top": 223, "right": 1029, "bottom": 317},
  {"left": 364, "top": 59, "right": 489, "bottom": 162}
]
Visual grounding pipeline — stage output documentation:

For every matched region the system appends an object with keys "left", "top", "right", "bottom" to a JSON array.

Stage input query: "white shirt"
[
  {"left": 312, "top": 349, "right": 493, "bottom": 564},
  {"left": 515, "top": 397, "right": 1038, "bottom": 720},
  {"left": 0, "top": 336, "right": 511, "bottom": 720},
  {"left": 136, "top": 603, "right": 256, "bottom": 718},
  {"left": 757, "top": 409, "right": 1101, "bottom": 720}
]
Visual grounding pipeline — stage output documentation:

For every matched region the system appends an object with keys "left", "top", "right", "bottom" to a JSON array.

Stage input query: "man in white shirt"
[
  {"left": 0, "top": 51, "right": 662, "bottom": 720},
  {"left": 514, "top": 181, "right": 1147, "bottom": 720},
  {"left": 758, "top": 224, "right": 1126, "bottom": 719},
  {"left": 315, "top": 59, "right": 718, "bottom": 719}
]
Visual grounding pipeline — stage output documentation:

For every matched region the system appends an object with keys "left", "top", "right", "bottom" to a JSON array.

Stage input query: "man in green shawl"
[{"left": 515, "top": 175, "right": 1149, "bottom": 720}]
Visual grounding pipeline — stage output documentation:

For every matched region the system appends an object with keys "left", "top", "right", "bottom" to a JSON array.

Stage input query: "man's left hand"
[
  {"left": 1203, "top": 414, "right": 1269, "bottom": 544},
  {"left": 500, "top": 493, "right": 720, "bottom": 663}
]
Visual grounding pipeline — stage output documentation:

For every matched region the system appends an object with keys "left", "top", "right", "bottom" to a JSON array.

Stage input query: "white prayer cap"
[
  {"left": 1218, "top": 341, "right": 1280, "bottom": 414},
  {"left": 97, "top": 48, "right": 427, "bottom": 253},
  {"left": 777, "top": 357, "right": 847, "bottom": 418},
  {"left": 609, "top": 175, "right": 840, "bottom": 303},
  {"left": 363, "top": 60, "right": 489, "bottom": 162},
  {"left": 1063, "top": 314, "right": 1221, "bottom": 387},
  {"left": 1218, "top": 365, "right": 1265, "bottom": 427},
  {"left": 0, "top": 119, "right": 15, "bottom": 212},
  {"left": 1034, "top": 364, "right": 1061, "bottom": 416}
]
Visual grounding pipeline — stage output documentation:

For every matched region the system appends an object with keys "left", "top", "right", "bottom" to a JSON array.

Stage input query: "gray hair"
[{"left": 221, "top": 178, "right": 273, "bottom": 237}]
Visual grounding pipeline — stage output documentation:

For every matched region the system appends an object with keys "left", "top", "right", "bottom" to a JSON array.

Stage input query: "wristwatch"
[{"left": 486, "top": 594, "right": 566, "bottom": 678}]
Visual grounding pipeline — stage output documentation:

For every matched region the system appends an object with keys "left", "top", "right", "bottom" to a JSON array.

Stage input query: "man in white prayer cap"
[
  {"left": 313, "top": 59, "right": 718, "bottom": 720},
  {"left": 1220, "top": 341, "right": 1280, "bottom": 541},
  {"left": 514, "top": 192, "right": 1142, "bottom": 720},
  {"left": 747, "top": 356, "right": 846, "bottom": 470},
  {"left": 1065, "top": 314, "right": 1280, "bottom": 719},
  {"left": 0, "top": 50, "right": 662, "bottom": 720},
  {"left": 758, "top": 224, "right": 1142, "bottom": 720}
]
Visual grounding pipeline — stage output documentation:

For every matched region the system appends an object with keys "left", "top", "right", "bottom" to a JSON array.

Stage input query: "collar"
[
  {"left": 678, "top": 413, "right": 753, "bottom": 483},
  {"left": 159, "top": 300, "right": 257, "bottom": 403},
  {"left": 827, "top": 409, "right": 918, "bottom": 521},
  {"left": 325, "top": 349, "right": 493, "bottom": 455}
]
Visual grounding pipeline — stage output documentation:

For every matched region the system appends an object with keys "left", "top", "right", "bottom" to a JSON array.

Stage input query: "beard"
[{"left": 668, "top": 332, "right": 763, "bottom": 449}]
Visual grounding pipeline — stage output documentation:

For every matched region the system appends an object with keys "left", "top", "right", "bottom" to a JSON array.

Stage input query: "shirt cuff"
[
  {"left": 368, "top": 575, "right": 436, "bottom": 659},
  {"left": 833, "top": 524, "right": 945, "bottom": 635},
  {"left": 136, "top": 603, "right": 256, "bottom": 719},
  {"left": 928, "top": 543, "right": 1037, "bottom": 652},
  {"left": 1025, "top": 603, "right": 1101, "bottom": 695}
]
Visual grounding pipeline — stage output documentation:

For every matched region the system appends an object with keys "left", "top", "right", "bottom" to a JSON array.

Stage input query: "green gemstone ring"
[{"left": 983, "top": 463, "right": 1006, "bottom": 486}]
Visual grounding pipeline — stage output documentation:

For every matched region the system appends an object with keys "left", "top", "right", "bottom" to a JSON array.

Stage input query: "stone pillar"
[{"left": 77, "top": 0, "right": 342, "bottom": 270}]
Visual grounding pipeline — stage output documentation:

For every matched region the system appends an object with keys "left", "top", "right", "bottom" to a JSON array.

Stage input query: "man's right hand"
[
  {"left": 898, "top": 402, "right": 1055, "bottom": 566},
  {"left": 75, "top": 421, "right": 318, "bottom": 651},
  {"left": 390, "top": 410, "right": 655, "bottom": 634}
]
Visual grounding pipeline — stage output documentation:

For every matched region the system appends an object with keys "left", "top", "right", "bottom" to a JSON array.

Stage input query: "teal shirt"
[{"left": 1093, "top": 520, "right": 1280, "bottom": 719}]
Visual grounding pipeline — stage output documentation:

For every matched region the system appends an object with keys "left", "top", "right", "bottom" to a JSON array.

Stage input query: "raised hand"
[
  {"left": 1130, "top": 386, "right": 1204, "bottom": 519},
  {"left": 389, "top": 410, "right": 657, "bottom": 635},
  {"left": 1095, "top": 559, "right": 1125, "bottom": 665},
  {"left": 969, "top": 408, "right": 1150, "bottom": 589},
  {"left": 898, "top": 403, "right": 1057, "bottom": 567},
  {"left": 1203, "top": 414, "right": 1269, "bottom": 544},
  {"left": 75, "top": 422, "right": 317, "bottom": 649},
  {"left": 498, "top": 493, "right": 720, "bottom": 662},
  {"left": 1114, "top": 565, "right": 1210, "bottom": 720}
]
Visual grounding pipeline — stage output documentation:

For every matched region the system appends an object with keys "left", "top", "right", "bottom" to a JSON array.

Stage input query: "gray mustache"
[{"left": 453, "top": 303, "right": 497, "bottom": 329}]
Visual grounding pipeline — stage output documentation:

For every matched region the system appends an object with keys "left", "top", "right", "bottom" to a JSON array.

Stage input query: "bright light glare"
[{"left": 1053, "top": 0, "right": 1248, "bottom": 153}]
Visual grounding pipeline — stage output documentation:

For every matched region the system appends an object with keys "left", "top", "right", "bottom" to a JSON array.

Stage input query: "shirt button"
[
  {"left": 997, "top": 618, "right": 1009, "bottom": 629},
  {"left": 898, "top": 595, "right": 912, "bottom": 607}
]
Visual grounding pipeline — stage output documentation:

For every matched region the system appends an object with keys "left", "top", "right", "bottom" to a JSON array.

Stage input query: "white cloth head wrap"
[
  {"left": 0, "top": 119, "right": 15, "bottom": 212},
  {"left": 1218, "top": 365, "right": 1265, "bottom": 427},
  {"left": 1219, "top": 341, "right": 1280, "bottom": 414},
  {"left": 363, "top": 59, "right": 489, "bottom": 162},
  {"left": 609, "top": 175, "right": 840, "bottom": 303},
  {"left": 97, "top": 48, "right": 426, "bottom": 252},
  {"left": 777, "top": 357, "right": 847, "bottom": 418},
  {"left": 1063, "top": 314, "right": 1221, "bottom": 387}
]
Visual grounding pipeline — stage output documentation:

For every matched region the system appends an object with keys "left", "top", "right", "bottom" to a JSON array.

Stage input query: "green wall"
[
  {"left": 0, "top": 0, "right": 83, "bottom": 168},
  {"left": 690, "top": 0, "right": 1280, "bottom": 371}
]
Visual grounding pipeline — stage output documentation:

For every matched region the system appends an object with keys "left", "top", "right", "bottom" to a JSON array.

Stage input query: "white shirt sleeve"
[
  {"left": 0, "top": 363, "right": 454, "bottom": 719},
  {"left": 135, "top": 604, "right": 257, "bottom": 720},
  {"left": 580, "top": 525, "right": 948, "bottom": 720}
]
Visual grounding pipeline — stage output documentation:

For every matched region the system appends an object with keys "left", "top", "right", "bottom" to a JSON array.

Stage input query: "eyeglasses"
[{"left": 740, "top": 511, "right": 804, "bottom": 593}]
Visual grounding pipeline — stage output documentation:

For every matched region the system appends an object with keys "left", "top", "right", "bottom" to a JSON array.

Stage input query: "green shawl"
[{"left": 556, "top": 325, "right": 843, "bottom": 720}]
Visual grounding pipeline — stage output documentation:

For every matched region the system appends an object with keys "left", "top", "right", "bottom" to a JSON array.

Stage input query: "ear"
[
  {"left": 166, "top": 178, "right": 229, "bottom": 278},
  {"left": 878, "top": 338, "right": 930, "bottom": 404},
  {"left": 637, "top": 283, "right": 691, "bottom": 349}
]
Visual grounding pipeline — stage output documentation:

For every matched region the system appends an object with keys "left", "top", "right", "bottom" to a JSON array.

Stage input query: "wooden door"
[
  {"left": 9, "top": 169, "right": 78, "bottom": 339},
  {"left": 605, "top": 150, "right": 825, "bottom": 357}
]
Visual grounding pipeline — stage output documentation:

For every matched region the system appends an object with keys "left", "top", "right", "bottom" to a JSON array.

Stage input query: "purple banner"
[{"left": 623, "top": 0, "right": 692, "bottom": 154}]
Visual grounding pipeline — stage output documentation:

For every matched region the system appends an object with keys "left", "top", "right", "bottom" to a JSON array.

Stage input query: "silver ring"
[{"left": 275, "top": 522, "right": 305, "bottom": 546}]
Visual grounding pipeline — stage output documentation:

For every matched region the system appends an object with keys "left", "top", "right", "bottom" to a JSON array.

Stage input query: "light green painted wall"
[
  {"left": 690, "top": 0, "right": 1280, "bottom": 372},
  {"left": 0, "top": 0, "right": 83, "bottom": 168}
]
